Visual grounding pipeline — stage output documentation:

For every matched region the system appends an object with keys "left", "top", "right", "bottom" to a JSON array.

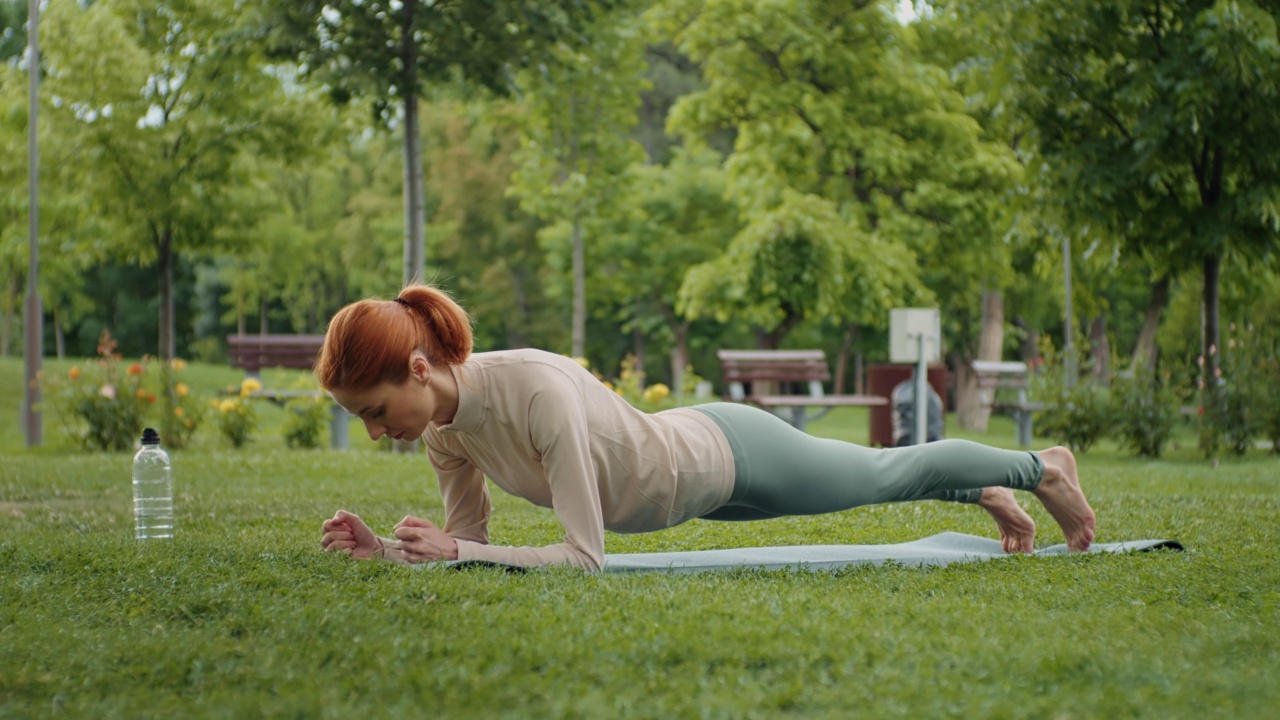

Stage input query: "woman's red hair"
[{"left": 315, "top": 285, "right": 473, "bottom": 391}]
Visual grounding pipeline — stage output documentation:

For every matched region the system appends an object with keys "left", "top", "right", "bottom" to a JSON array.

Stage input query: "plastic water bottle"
[{"left": 132, "top": 427, "right": 174, "bottom": 540}]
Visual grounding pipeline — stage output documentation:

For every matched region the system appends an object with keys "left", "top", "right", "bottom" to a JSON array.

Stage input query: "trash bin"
[
  {"left": 867, "top": 364, "right": 950, "bottom": 447},
  {"left": 891, "top": 378, "right": 944, "bottom": 446}
]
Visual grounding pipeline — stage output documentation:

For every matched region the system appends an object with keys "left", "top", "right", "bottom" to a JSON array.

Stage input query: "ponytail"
[
  {"left": 315, "top": 284, "right": 473, "bottom": 391},
  {"left": 396, "top": 285, "right": 473, "bottom": 365}
]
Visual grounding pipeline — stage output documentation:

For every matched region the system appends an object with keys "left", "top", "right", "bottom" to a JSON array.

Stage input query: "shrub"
[
  {"left": 1029, "top": 343, "right": 1112, "bottom": 454},
  {"left": 1110, "top": 363, "right": 1184, "bottom": 458},
  {"left": 159, "top": 358, "right": 204, "bottom": 449},
  {"left": 1200, "top": 327, "right": 1273, "bottom": 458},
  {"left": 569, "top": 354, "right": 705, "bottom": 415},
  {"left": 1259, "top": 356, "right": 1280, "bottom": 455},
  {"left": 213, "top": 378, "right": 262, "bottom": 448},
  {"left": 43, "top": 331, "right": 154, "bottom": 451},
  {"left": 282, "top": 379, "right": 330, "bottom": 450}
]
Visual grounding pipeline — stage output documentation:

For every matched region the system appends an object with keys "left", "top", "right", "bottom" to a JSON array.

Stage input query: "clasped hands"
[{"left": 321, "top": 509, "right": 459, "bottom": 564}]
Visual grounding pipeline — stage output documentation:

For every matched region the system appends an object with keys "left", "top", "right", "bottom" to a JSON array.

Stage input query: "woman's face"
[
  {"left": 330, "top": 380, "right": 431, "bottom": 442},
  {"left": 329, "top": 354, "right": 441, "bottom": 442}
]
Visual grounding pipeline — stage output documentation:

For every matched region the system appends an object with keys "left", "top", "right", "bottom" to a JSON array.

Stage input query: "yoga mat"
[{"left": 599, "top": 532, "right": 1183, "bottom": 574}]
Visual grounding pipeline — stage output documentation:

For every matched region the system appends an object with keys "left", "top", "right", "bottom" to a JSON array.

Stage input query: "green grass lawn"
[{"left": 2, "top": 357, "right": 1278, "bottom": 718}]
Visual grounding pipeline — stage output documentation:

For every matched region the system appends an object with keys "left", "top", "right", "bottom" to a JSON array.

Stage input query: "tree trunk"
[
  {"left": 1132, "top": 274, "right": 1169, "bottom": 374},
  {"left": 236, "top": 276, "right": 246, "bottom": 335},
  {"left": 757, "top": 311, "right": 800, "bottom": 350},
  {"left": 670, "top": 321, "right": 689, "bottom": 397},
  {"left": 398, "top": 26, "right": 427, "bottom": 457},
  {"left": 158, "top": 227, "right": 175, "bottom": 360},
  {"left": 260, "top": 295, "right": 269, "bottom": 335},
  {"left": 401, "top": 3, "right": 426, "bottom": 287},
  {"left": 956, "top": 289, "right": 1004, "bottom": 431},
  {"left": 54, "top": 306, "right": 64, "bottom": 359},
  {"left": 507, "top": 266, "right": 531, "bottom": 348},
  {"left": 632, "top": 326, "right": 646, "bottom": 380},
  {"left": 1, "top": 275, "right": 15, "bottom": 357},
  {"left": 570, "top": 217, "right": 585, "bottom": 358},
  {"left": 1089, "top": 314, "right": 1110, "bottom": 385},
  {"left": 1011, "top": 316, "right": 1040, "bottom": 363},
  {"left": 1202, "top": 253, "right": 1221, "bottom": 405},
  {"left": 833, "top": 323, "right": 858, "bottom": 395}
]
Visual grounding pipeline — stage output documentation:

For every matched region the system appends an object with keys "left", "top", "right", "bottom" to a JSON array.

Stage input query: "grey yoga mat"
[{"left": 599, "top": 532, "right": 1184, "bottom": 574}]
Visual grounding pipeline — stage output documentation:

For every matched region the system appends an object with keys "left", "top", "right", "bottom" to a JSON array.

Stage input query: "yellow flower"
[
  {"left": 170, "top": 358, "right": 187, "bottom": 371},
  {"left": 643, "top": 383, "right": 671, "bottom": 404},
  {"left": 174, "top": 407, "right": 185, "bottom": 418},
  {"left": 175, "top": 382, "right": 190, "bottom": 398},
  {"left": 571, "top": 356, "right": 590, "bottom": 369},
  {"left": 240, "top": 378, "right": 263, "bottom": 397},
  {"left": 136, "top": 388, "right": 148, "bottom": 399},
  {"left": 69, "top": 366, "right": 81, "bottom": 381},
  {"left": 218, "top": 399, "right": 237, "bottom": 413}
]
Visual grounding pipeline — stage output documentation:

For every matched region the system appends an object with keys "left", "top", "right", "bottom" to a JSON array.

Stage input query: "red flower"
[
  {"left": 1196, "top": 406, "right": 1205, "bottom": 416},
  {"left": 127, "top": 363, "right": 144, "bottom": 376}
]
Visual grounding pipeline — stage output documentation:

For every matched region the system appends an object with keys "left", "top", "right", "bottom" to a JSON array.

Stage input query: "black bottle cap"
[{"left": 141, "top": 428, "right": 161, "bottom": 445}]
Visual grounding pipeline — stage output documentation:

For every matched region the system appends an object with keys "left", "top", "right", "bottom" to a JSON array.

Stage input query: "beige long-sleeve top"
[{"left": 422, "top": 349, "right": 736, "bottom": 571}]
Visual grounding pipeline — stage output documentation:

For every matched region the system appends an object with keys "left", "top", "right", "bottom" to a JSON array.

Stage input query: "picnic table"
[
  {"left": 717, "top": 350, "right": 887, "bottom": 432},
  {"left": 972, "top": 360, "right": 1041, "bottom": 447}
]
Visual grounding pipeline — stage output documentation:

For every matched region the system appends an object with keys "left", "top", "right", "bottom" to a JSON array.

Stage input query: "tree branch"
[
  {"left": 1143, "top": 1, "right": 1164, "bottom": 57},
  {"left": 1047, "top": 63, "right": 1135, "bottom": 144}
]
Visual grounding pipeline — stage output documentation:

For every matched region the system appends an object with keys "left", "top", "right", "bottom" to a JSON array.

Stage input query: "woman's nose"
[{"left": 363, "top": 420, "right": 385, "bottom": 441}]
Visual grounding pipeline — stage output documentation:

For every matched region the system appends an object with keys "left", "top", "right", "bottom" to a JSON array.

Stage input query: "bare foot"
[
  {"left": 1033, "top": 446, "right": 1096, "bottom": 552},
  {"left": 978, "top": 487, "right": 1037, "bottom": 554}
]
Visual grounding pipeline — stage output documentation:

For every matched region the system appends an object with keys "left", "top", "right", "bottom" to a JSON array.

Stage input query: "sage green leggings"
[{"left": 693, "top": 403, "right": 1043, "bottom": 521}]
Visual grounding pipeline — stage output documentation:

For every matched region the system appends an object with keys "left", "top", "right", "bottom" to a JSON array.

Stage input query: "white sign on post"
[{"left": 889, "top": 308, "right": 941, "bottom": 364}]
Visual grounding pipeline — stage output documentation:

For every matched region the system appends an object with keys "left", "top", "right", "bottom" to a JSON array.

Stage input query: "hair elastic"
[{"left": 393, "top": 296, "right": 410, "bottom": 308}]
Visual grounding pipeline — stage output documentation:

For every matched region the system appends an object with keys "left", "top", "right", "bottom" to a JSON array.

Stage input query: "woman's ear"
[{"left": 409, "top": 352, "right": 432, "bottom": 384}]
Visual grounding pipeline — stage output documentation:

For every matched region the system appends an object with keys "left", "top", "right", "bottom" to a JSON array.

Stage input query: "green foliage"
[
  {"left": 1030, "top": 345, "right": 1114, "bottom": 454},
  {"left": 0, "top": 0, "right": 26, "bottom": 62},
  {"left": 158, "top": 359, "right": 205, "bottom": 450},
  {"left": 1260, "top": 357, "right": 1280, "bottom": 454},
  {"left": 1199, "top": 323, "right": 1277, "bottom": 458},
  {"left": 655, "top": 0, "right": 1021, "bottom": 347},
  {"left": 981, "top": 0, "right": 1280, "bottom": 387},
  {"left": 213, "top": 379, "right": 262, "bottom": 449},
  {"left": 39, "top": 331, "right": 206, "bottom": 452},
  {"left": 421, "top": 99, "right": 561, "bottom": 352},
  {"left": 41, "top": 332, "right": 155, "bottom": 452},
  {"left": 267, "top": 0, "right": 619, "bottom": 120},
  {"left": 39, "top": 0, "right": 324, "bottom": 358},
  {"left": 282, "top": 379, "right": 330, "bottom": 450},
  {"left": 1110, "top": 364, "right": 1184, "bottom": 458}
]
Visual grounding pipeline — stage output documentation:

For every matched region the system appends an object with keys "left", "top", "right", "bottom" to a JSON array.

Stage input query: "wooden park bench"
[
  {"left": 717, "top": 350, "right": 887, "bottom": 432},
  {"left": 972, "top": 360, "right": 1042, "bottom": 447},
  {"left": 226, "top": 334, "right": 350, "bottom": 450}
]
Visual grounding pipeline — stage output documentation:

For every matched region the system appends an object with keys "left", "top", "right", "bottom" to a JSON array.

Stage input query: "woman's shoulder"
[{"left": 469, "top": 348, "right": 585, "bottom": 375}]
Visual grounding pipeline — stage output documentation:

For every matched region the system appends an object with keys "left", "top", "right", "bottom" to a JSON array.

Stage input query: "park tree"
[
  {"left": 510, "top": 7, "right": 649, "bottom": 359},
  {"left": 420, "top": 99, "right": 563, "bottom": 353},
  {"left": 39, "top": 0, "right": 321, "bottom": 361},
  {"left": 654, "top": 0, "right": 1019, "bottom": 424},
  {"left": 266, "top": 0, "right": 620, "bottom": 290},
  {"left": 0, "top": 35, "right": 102, "bottom": 360},
  {"left": 982, "top": 0, "right": 1280, "bottom": 401},
  {"left": 596, "top": 147, "right": 741, "bottom": 390},
  {"left": 0, "top": 62, "right": 26, "bottom": 357}
]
